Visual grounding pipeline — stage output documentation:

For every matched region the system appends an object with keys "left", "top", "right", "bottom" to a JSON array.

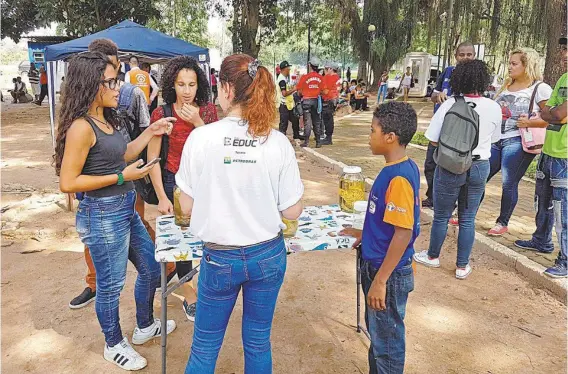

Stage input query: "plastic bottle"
[
  {"left": 339, "top": 166, "right": 365, "bottom": 213},
  {"left": 353, "top": 200, "right": 368, "bottom": 230}
]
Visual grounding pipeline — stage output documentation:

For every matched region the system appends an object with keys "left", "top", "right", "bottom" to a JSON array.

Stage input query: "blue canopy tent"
[{"left": 44, "top": 20, "right": 210, "bottom": 148}]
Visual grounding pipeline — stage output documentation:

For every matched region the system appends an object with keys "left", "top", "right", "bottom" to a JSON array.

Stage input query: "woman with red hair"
[{"left": 176, "top": 54, "right": 304, "bottom": 373}]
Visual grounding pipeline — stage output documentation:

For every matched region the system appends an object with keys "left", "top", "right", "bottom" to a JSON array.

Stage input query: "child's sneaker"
[
  {"left": 103, "top": 337, "right": 147, "bottom": 371},
  {"left": 413, "top": 250, "right": 440, "bottom": 268},
  {"left": 456, "top": 264, "right": 472, "bottom": 279},
  {"left": 131, "top": 318, "right": 176, "bottom": 345},
  {"left": 488, "top": 223, "right": 508, "bottom": 236}
]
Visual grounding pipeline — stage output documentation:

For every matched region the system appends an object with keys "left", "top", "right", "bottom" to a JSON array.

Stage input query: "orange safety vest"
[{"left": 129, "top": 68, "right": 151, "bottom": 104}]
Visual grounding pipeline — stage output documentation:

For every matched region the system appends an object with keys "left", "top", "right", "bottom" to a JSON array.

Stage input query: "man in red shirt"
[
  {"left": 321, "top": 63, "right": 341, "bottom": 145},
  {"left": 297, "top": 57, "right": 327, "bottom": 148}
]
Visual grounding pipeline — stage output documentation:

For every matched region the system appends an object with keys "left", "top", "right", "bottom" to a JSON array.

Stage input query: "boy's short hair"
[
  {"left": 140, "top": 62, "right": 151, "bottom": 70},
  {"left": 373, "top": 101, "right": 417, "bottom": 146},
  {"left": 88, "top": 38, "right": 118, "bottom": 57}
]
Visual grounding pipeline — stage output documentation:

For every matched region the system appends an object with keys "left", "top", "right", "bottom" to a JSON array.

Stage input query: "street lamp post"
[{"left": 367, "top": 24, "right": 376, "bottom": 86}]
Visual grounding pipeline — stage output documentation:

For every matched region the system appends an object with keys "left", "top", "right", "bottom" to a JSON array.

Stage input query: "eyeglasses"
[{"left": 100, "top": 78, "right": 119, "bottom": 90}]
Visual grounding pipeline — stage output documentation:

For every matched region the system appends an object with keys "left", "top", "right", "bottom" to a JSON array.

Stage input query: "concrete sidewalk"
[{"left": 310, "top": 100, "right": 559, "bottom": 269}]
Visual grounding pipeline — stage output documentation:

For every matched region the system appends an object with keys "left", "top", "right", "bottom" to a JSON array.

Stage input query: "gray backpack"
[{"left": 434, "top": 96, "right": 480, "bottom": 175}]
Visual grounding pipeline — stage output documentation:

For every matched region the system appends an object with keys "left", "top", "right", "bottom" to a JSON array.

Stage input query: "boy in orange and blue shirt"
[{"left": 342, "top": 101, "right": 420, "bottom": 374}]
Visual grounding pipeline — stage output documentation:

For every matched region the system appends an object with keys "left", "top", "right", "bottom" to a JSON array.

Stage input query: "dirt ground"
[{"left": 1, "top": 103, "right": 567, "bottom": 374}]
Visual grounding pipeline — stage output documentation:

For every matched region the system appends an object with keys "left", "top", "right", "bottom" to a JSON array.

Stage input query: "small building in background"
[
  {"left": 26, "top": 36, "right": 72, "bottom": 69},
  {"left": 26, "top": 36, "right": 72, "bottom": 93}
]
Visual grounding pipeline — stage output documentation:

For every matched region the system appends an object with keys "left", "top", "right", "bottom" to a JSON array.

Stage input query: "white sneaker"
[
  {"left": 131, "top": 318, "right": 176, "bottom": 345},
  {"left": 413, "top": 250, "right": 440, "bottom": 268},
  {"left": 456, "top": 264, "right": 472, "bottom": 279},
  {"left": 103, "top": 337, "right": 147, "bottom": 371}
]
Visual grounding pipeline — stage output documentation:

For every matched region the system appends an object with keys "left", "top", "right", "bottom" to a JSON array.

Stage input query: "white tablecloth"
[{"left": 154, "top": 205, "right": 357, "bottom": 262}]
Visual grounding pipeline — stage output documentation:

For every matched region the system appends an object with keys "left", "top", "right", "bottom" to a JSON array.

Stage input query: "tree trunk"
[
  {"left": 231, "top": 0, "right": 261, "bottom": 58},
  {"left": 544, "top": 0, "right": 567, "bottom": 84}
]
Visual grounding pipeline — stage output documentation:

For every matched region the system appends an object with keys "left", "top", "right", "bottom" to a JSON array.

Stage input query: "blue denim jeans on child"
[
  {"left": 487, "top": 136, "right": 536, "bottom": 226},
  {"left": 361, "top": 258, "right": 414, "bottom": 374},
  {"left": 428, "top": 161, "right": 491, "bottom": 267},
  {"left": 185, "top": 234, "right": 287, "bottom": 374},
  {"left": 75, "top": 190, "right": 160, "bottom": 347},
  {"left": 531, "top": 154, "right": 567, "bottom": 265}
]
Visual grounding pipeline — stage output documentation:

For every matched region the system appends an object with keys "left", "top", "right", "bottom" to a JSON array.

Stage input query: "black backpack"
[{"left": 127, "top": 104, "right": 172, "bottom": 205}]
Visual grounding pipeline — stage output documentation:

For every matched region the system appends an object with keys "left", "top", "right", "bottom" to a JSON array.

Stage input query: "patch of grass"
[
  {"left": 410, "top": 131, "right": 537, "bottom": 180},
  {"left": 411, "top": 132, "right": 430, "bottom": 147}
]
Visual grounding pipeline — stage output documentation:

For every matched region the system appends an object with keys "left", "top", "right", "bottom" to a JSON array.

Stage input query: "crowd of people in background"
[
  {"left": 15, "top": 27, "right": 562, "bottom": 374},
  {"left": 417, "top": 38, "right": 567, "bottom": 279}
]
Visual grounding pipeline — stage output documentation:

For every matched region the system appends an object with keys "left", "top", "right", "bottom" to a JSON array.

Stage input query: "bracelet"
[{"left": 117, "top": 172, "right": 124, "bottom": 186}]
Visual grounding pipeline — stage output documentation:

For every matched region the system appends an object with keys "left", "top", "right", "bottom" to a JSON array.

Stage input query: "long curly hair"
[
  {"left": 219, "top": 54, "right": 276, "bottom": 138},
  {"left": 497, "top": 47, "right": 543, "bottom": 97},
  {"left": 450, "top": 59, "right": 491, "bottom": 95},
  {"left": 54, "top": 51, "right": 118, "bottom": 175},
  {"left": 161, "top": 56, "right": 210, "bottom": 106}
]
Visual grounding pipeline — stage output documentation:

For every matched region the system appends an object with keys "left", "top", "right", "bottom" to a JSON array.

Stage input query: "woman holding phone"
[
  {"left": 177, "top": 54, "right": 304, "bottom": 374},
  {"left": 147, "top": 56, "right": 218, "bottom": 321},
  {"left": 55, "top": 51, "right": 177, "bottom": 371}
]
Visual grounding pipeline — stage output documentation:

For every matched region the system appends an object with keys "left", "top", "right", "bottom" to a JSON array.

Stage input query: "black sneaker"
[
  {"left": 315, "top": 143, "right": 322, "bottom": 148},
  {"left": 421, "top": 199, "right": 433, "bottom": 209},
  {"left": 321, "top": 138, "right": 333, "bottom": 145},
  {"left": 182, "top": 300, "right": 196, "bottom": 322},
  {"left": 69, "top": 287, "right": 96, "bottom": 309},
  {"left": 293, "top": 135, "right": 306, "bottom": 141},
  {"left": 300, "top": 143, "right": 309, "bottom": 148}
]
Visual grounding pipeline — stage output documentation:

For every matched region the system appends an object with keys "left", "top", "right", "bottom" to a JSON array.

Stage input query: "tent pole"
[{"left": 47, "top": 61, "right": 56, "bottom": 150}]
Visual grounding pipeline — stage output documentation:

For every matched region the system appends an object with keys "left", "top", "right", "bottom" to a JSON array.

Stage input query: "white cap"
[
  {"left": 354, "top": 201, "right": 368, "bottom": 212},
  {"left": 343, "top": 166, "right": 362, "bottom": 174}
]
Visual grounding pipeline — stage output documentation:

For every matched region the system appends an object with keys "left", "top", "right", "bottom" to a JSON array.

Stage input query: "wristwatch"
[{"left": 117, "top": 172, "right": 124, "bottom": 186}]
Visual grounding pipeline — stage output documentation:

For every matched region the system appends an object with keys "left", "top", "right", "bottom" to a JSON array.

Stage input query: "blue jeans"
[
  {"left": 185, "top": 234, "right": 287, "bottom": 374},
  {"left": 377, "top": 84, "right": 388, "bottom": 103},
  {"left": 361, "top": 259, "right": 414, "bottom": 374},
  {"left": 428, "top": 161, "right": 491, "bottom": 267},
  {"left": 531, "top": 154, "right": 567, "bottom": 265},
  {"left": 487, "top": 136, "right": 536, "bottom": 226},
  {"left": 76, "top": 190, "right": 160, "bottom": 347}
]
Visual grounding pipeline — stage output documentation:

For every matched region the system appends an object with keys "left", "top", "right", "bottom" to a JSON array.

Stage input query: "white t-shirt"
[
  {"left": 402, "top": 73, "right": 412, "bottom": 87},
  {"left": 425, "top": 96, "right": 502, "bottom": 160},
  {"left": 494, "top": 82, "right": 552, "bottom": 139},
  {"left": 175, "top": 117, "right": 304, "bottom": 246}
]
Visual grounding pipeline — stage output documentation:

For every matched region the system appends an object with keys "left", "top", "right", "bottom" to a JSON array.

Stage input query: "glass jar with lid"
[{"left": 339, "top": 166, "right": 365, "bottom": 213}]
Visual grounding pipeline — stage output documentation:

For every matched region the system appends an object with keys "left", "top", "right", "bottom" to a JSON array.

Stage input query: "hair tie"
[{"left": 248, "top": 59, "right": 260, "bottom": 78}]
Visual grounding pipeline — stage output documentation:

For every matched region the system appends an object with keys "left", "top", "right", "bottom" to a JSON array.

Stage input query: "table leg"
[
  {"left": 356, "top": 246, "right": 361, "bottom": 333},
  {"left": 161, "top": 262, "right": 167, "bottom": 374}
]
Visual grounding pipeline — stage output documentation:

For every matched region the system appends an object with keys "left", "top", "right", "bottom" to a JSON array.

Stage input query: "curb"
[{"left": 299, "top": 146, "right": 567, "bottom": 304}]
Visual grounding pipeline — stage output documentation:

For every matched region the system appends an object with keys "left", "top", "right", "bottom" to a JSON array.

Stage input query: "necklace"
[{"left": 88, "top": 115, "right": 111, "bottom": 130}]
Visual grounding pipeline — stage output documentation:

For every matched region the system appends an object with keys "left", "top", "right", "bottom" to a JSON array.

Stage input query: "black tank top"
[{"left": 83, "top": 117, "right": 134, "bottom": 197}]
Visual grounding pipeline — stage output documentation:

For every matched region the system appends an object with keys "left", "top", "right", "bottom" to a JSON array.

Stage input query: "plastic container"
[
  {"left": 339, "top": 166, "right": 365, "bottom": 213},
  {"left": 282, "top": 217, "right": 299, "bottom": 238},
  {"left": 173, "top": 186, "right": 190, "bottom": 227},
  {"left": 353, "top": 200, "right": 368, "bottom": 230}
]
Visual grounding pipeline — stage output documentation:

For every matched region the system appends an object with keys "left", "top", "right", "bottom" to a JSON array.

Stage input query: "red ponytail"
[{"left": 219, "top": 54, "right": 277, "bottom": 138}]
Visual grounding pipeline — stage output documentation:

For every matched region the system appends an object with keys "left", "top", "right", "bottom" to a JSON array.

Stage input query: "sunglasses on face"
[{"left": 100, "top": 78, "right": 119, "bottom": 90}]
